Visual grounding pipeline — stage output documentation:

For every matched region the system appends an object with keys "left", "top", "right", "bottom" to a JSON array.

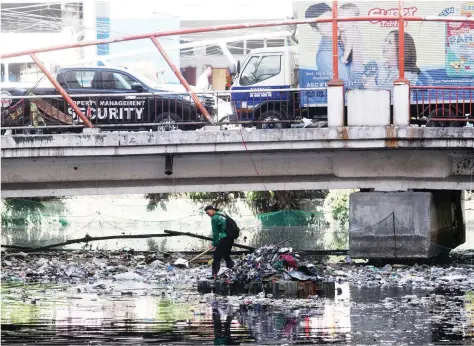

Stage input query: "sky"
[{"left": 107, "top": 0, "right": 293, "bottom": 20}]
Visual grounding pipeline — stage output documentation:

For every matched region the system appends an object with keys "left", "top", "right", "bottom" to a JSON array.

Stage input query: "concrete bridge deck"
[{"left": 1, "top": 127, "right": 473, "bottom": 197}]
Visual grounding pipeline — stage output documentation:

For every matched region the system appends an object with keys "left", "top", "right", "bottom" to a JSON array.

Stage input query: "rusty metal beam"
[
  {"left": 332, "top": 0, "right": 339, "bottom": 81},
  {"left": 396, "top": 0, "right": 408, "bottom": 83},
  {"left": 2, "top": 16, "right": 473, "bottom": 60},
  {"left": 149, "top": 37, "right": 214, "bottom": 124},
  {"left": 29, "top": 53, "right": 93, "bottom": 128}
]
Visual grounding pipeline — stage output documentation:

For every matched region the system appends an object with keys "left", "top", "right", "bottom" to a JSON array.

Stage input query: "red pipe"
[
  {"left": 428, "top": 90, "right": 431, "bottom": 115},
  {"left": 455, "top": 90, "right": 459, "bottom": 115},
  {"left": 29, "top": 53, "right": 93, "bottom": 128},
  {"left": 397, "top": 0, "right": 406, "bottom": 82},
  {"left": 442, "top": 91, "right": 445, "bottom": 116},
  {"left": 2, "top": 16, "right": 473, "bottom": 59},
  {"left": 332, "top": 0, "right": 339, "bottom": 80},
  {"left": 149, "top": 37, "right": 214, "bottom": 125}
]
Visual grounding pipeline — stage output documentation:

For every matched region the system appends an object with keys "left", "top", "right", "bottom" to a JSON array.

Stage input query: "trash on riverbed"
[
  {"left": 1, "top": 249, "right": 474, "bottom": 295},
  {"left": 174, "top": 258, "right": 189, "bottom": 269},
  {"left": 196, "top": 244, "right": 333, "bottom": 298},
  {"left": 217, "top": 244, "right": 324, "bottom": 284},
  {"left": 113, "top": 272, "right": 145, "bottom": 281}
]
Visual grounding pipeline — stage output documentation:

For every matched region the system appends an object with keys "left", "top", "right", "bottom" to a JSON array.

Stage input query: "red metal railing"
[
  {"left": 410, "top": 86, "right": 474, "bottom": 126},
  {"left": 331, "top": 1, "right": 339, "bottom": 82},
  {"left": 0, "top": 88, "right": 327, "bottom": 133},
  {"left": 1, "top": 1, "right": 474, "bottom": 129}
]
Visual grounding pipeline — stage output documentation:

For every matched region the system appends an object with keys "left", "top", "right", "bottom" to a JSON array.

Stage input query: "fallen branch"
[
  {"left": 189, "top": 247, "right": 213, "bottom": 263},
  {"left": 164, "top": 229, "right": 254, "bottom": 250},
  {"left": 1, "top": 244, "right": 34, "bottom": 250},
  {"left": 17, "top": 233, "right": 179, "bottom": 252}
]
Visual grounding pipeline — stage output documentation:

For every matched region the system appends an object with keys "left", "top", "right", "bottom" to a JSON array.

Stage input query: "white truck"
[{"left": 229, "top": 1, "right": 474, "bottom": 128}]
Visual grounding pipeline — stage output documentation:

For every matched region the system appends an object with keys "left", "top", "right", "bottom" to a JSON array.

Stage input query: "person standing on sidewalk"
[
  {"left": 204, "top": 205, "right": 235, "bottom": 278},
  {"left": 196, "top": 64, "right": 213, "bottom": 91}
]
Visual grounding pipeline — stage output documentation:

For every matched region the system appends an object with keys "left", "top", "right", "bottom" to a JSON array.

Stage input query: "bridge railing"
[
  {"left": 0, "top": 88, "right": 328, "bottom": 133},
  {"left": 2, "top": 1, "right": 474, "bottom": 129},
  {"left": 410, "top": 86, "right": 474, "bottom": 127}
]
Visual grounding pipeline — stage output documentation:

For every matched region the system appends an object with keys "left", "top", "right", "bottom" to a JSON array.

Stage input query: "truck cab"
[{"left": 230, "top": 46, "right": 299, "bottom": 128}]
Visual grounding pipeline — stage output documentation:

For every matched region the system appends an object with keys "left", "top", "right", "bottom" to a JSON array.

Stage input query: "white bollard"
[
  {"left": 327, "top": 82, "right": 345, "bottom": 127},
  {"left": 83, "top": 127, "right": 102, "bottom": 134},
  {"left": 393, "top": 81, "right": 410, "bottom": 127}
]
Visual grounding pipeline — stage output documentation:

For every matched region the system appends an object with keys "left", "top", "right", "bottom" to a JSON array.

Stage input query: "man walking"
[{"left": 204, "top": 205, "right": 235, "bottom": 278}]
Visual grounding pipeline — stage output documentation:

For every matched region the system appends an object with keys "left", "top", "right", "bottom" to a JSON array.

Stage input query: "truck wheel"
[
  {"left": 154, "top": 112, "right": 182, "bottom": 131},
  {"left": 426, "top": 108, "right": 464, "bottom": 128},
  {"left": 257, "top": 110, "right": 287, "bottom": 129}
]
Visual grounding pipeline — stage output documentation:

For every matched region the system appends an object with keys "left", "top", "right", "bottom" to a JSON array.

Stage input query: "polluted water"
[{"left": 1, "top": 248, "right": 474, "bottom": 345}]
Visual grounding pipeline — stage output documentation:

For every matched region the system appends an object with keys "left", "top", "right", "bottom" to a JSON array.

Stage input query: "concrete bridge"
[
  {"left": 1, "top": 126, "right": 473, "bottom": 198},
  {"left": 2, "top": 126, "right": 473, "bottom": 259}
]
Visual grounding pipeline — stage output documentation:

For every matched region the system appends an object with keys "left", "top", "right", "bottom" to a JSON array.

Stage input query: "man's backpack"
[{"left": 223, "top": 213, "right": 240, "bottom": 239}]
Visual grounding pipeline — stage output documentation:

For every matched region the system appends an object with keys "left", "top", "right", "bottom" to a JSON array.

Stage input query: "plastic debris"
[
  {"left": 174, "top": 258, "right": 189, "bottom": 269},
  {"left": 215, "top": 244, "right": 324, "bottom": 285},
  {"left": 113, "top": 272, "right": 145, "bottom": 281},
  {"left": 1, "top": 248, "right": 474, "bottom": 295}
]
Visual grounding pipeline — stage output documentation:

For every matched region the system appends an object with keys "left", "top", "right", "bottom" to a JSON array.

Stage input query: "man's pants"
[{"left": 212, "top": 236, "right": 235, "bottom": 276}]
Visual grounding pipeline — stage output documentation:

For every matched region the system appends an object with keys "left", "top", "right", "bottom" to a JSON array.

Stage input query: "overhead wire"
[
  {"left": 1, "top": 8, "right": 177, "bottom": 41},
  {"left": 2, "top": 4, "right": 285, "bottom": 51}
]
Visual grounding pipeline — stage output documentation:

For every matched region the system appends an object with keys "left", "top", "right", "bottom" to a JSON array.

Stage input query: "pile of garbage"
[
  {"left": 326, "top": 263, "right": 474, "bottom": 291},
  {"left": 0, "top": 250, "right": 205, "bottom": 286},
  {"left": 2, "top": 248, "right": 474, "bottom": 294},
  {"left": 218, "top": 245, "right": 324, "bottom": 283}
]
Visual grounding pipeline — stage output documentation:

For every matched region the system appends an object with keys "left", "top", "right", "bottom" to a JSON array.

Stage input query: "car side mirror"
[
  {"left": 237, "top": 60, "right": 241, "bottom": 74},
  {"left": 229, "top": 64, "right": 237, "bottom": 76},
  {"left": 131, "top": 82, "right": 144, "bottom": 92}
]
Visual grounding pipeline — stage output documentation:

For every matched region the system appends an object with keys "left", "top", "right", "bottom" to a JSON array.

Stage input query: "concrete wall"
[
  {"left": 428, "top": 190, "right": 466, "bottom": 256},
  {"left": 349, "top": 191, "right": 466, "bottom": 259},
  {"left": 1, "top": 127, "right": 473, "bottom": 197}
]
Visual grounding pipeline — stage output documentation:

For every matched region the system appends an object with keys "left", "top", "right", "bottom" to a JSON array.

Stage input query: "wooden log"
[
  {"left": 164, "top": 229, "right": 254, "bottom": 250},
  {"left": 23, "top": 233, "right": 179, "bottom": 252}
]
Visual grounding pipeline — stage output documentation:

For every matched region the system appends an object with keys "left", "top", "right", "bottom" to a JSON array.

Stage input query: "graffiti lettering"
[
  {"left": 368, "top": 6, "right": 417, "bottom": 26},
  {"left": 439, "top": 7, "right": 455, "bottom": 16}
]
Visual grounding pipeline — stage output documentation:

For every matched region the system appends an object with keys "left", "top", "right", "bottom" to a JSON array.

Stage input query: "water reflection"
[{"left": 2, "top": 281, "right": 473, "bottom": 345}]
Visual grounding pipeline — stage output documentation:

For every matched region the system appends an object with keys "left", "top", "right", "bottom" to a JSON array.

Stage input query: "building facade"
[{"left": 1, "top": 1, "right": 180, "bottom": 85}]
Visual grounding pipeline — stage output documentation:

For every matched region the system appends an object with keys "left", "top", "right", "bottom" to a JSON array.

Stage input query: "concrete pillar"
[
  {"left": 393, "top": 81, "right": 410, "bottom": 127},
  {"left": 327, "top": 80, "right": 345, "bottom": 127},
  {"left": 348, "top": 191, "right": 465, "bottom": 259},
  {"left": 347, "top": 90, "right": 390, "bottom": 126}
]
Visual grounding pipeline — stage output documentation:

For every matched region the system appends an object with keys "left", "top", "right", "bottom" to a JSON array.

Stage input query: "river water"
[
  {"left": 2, "top": 280, "right": 473, "bottom": 345},
  {"left": 2, "top": 196, "right": 473, "bottom": 344},
  {"left": 2, "top": 196, "right": 473, "bottom": 252}
]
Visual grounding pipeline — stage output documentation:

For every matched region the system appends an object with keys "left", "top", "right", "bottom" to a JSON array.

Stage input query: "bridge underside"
[{"left": 2, "top": 149, "right": 473, "bottom": 197}]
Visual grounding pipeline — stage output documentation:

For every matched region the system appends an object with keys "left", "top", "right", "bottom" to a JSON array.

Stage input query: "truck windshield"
[{"left": 240, "top": 55, "right": 281, "bottom": 86}]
